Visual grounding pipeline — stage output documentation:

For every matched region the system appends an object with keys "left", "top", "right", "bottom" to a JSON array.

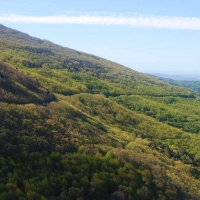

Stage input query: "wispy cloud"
[{"left": 1, "top": 13, "right": 200, "bottom": 30}]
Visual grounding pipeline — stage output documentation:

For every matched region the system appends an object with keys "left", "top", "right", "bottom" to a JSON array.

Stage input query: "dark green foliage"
[
  {"left": 0, "top": 151, "right": 154, "bottom": 199},
  {"left": 0, "top": 103, "right": 156, "bottom": 199},
  {"left": 149, "top": 140, "right": 200, "bottom": 166},
  {"left": 22, "top": 60, "right": 42, "bottom": 68},
  {"left": 21, "top": 46, "right": 54, "bottom": 55},
  {"left": 0, "top": 61, "right": 56, "bottom": 103}
]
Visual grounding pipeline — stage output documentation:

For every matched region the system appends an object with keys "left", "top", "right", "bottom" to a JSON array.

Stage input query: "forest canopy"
[{"left": 0, "top": 24, "right": 200, "bottom": 199}]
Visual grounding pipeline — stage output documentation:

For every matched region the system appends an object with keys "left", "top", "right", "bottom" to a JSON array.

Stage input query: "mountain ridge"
[
  {"left": 152, "top": 75, "right": 200, "bottom": 94},
  {"left": 149, "top": 72, "right": 200, "bottom": 81}
]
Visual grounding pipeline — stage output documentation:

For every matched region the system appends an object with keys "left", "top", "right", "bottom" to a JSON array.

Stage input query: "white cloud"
[{"left": 0, "top": 13, "right": 200, "bottom": 30}]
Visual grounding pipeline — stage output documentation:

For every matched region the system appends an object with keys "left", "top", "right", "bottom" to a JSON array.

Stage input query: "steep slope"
[
  {"left": 0, "top": 60, "right": 56, "bottom": 103},
  {"left": 1, "top": 94, "right": 200, "bottom": 199},
  {"left": 112, "top": 94, "right": 200, "bottom": 134},
  {"left": 1, "top": 24, "right": 200, "bottom": 200},
  {"left": 0, "top": 24, "right": 195, "bottom": 98}
]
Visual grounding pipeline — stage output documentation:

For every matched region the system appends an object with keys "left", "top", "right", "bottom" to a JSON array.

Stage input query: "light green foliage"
[{"left": 112, "top": 94, "right": 200, "bottom": 133}]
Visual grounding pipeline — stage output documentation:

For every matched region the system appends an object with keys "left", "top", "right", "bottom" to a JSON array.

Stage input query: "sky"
[{"left": 0, "top": 0, "right": 200, "bottom": 75}]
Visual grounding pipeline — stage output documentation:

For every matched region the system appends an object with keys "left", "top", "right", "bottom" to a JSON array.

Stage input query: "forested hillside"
[
  {"left": 0, "top": 61, "right": 56, "bottom": 103},
  {"left": 1, "top": 24, "right": 200, "bottom": 200},
  {"left": 154, "top": 76, "right": 200, "bottom": 93}
]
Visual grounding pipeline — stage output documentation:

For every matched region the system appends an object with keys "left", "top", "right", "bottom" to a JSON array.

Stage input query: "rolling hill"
[
  {"left": 153, "top": 75, "right": 200, "bottom": 94},
  {"left": 1, "top": 24, "right": 200, "bottom": 200}
]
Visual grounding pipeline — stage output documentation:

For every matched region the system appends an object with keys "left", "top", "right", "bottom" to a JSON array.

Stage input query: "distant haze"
[{"left": 149, "top": 73, "right": 200, "bottom": 81}]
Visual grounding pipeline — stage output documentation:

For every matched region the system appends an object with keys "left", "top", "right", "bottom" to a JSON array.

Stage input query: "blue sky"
[{"left": 1, "top": 0, "right": 200, "bottom": 75}]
